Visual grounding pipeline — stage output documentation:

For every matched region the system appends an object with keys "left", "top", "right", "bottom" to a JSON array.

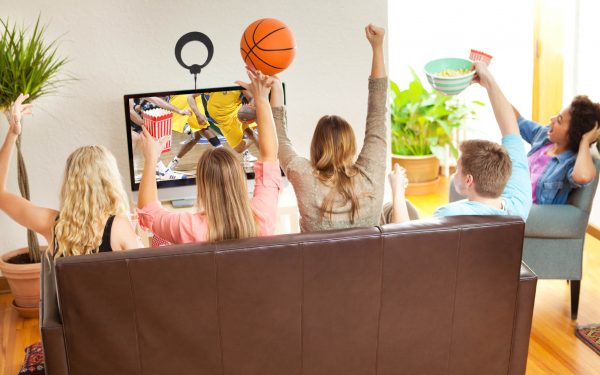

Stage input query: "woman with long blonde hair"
[
  {"left": 0, "top": 94, "right": 142, "bottom": 256},
  {"left": 272, "top": 24, "right": 388, "bottom": 231},
  {"left": 136, "top": 70, "right": 281, "bottom": 243}
]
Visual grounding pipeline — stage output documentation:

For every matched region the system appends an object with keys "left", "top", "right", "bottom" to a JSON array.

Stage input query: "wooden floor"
[{"left": 1, "top": 177, "right": 600, "bottom": 374}]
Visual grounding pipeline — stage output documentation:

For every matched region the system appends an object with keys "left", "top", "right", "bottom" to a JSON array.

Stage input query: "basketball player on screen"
[{"left": 206, "top": 90, "right": 259, "bottom": 163}]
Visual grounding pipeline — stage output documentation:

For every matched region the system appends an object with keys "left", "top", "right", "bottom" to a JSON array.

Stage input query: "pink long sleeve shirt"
[{"left": 138, "top": 161, "right": 282, "bottom": 244}]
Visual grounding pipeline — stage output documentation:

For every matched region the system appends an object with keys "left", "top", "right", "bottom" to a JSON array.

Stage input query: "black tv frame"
[{"left": 123, "top": 84, "right": 286, "bottom": 192}]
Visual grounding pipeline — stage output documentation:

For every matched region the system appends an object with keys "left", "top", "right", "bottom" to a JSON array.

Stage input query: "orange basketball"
[{"left": 240, "top": 18, "right": 296, "bottom": 76}]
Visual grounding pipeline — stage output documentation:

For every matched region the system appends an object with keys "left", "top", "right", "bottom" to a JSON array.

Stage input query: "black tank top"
[
  {"left": 98, "top": 215, "right": 116, "bottom": 252},
  {"left": 54, "top": 215, "right": 116, "bottom": 254}
]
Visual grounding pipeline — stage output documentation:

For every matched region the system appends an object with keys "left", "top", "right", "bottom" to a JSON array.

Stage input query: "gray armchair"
[{"left": 448, "top": 157, "right": 600, "bottom": 320}]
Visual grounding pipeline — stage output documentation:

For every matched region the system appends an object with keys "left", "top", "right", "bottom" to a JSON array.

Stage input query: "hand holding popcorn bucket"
[
  {"left": 142, "top": 108, "right": 173, "bottom": 153},
  {"left": 469, "top": 49, "right": 493, "bottom": 66}
]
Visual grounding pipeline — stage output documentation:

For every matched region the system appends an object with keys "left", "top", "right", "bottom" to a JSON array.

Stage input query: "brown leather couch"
[{"left": 41, "top": 215, "right": 537, "bottom": 375}]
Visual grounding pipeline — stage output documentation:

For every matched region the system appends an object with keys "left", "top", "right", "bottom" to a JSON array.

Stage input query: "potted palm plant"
[
  {"left": 0, "top": 16, "right": 69, "bottom": 317},
  {"left": 390, "top": 70, "right": 481, "bottom": 195}
]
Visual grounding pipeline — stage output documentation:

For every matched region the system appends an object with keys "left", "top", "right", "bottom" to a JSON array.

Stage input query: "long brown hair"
[
  {"left": 196, "top": 148, "right": 259, "bottom": 241},
  {"left": 310, "top": 115, "right": 361, "bottom": 223}
]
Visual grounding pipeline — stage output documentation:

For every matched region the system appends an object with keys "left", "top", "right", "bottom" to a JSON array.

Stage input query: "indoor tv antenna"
[{"left": 174, "top": 31, "right": 214, "bottom": 90}]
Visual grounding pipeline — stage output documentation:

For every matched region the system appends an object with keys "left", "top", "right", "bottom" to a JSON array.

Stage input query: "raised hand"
[
  {"left": 365, "top": 24, "right": 385, "bottom": 49},
  {"left": 388, "top": 163, "right": 409, "bottom": 197},
  {"left": 5, "top": 93, "right": 32, "bottom": 136},
  {"left": 472, "top": 60, "right": 494, "bottom": 89},
  {"left": 139, "top": 125, "right": 168, "bottom": 164},
  {"left": 236, "top": 69, "right": 273, "bottom": 102},
  {"left": 581, "top": 122, "right": 600, "bottom": 146}
]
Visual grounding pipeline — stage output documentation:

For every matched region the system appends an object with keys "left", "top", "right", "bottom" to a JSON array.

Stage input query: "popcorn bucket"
[
  {"left": 151, "top": 233, "right": 172, "bottom": 247},
  {"left": 143, "top": 108, "right": 173, "bottom": 153},
  {"left": 469, "top": 49, "right": 493, "bottom": 66}
]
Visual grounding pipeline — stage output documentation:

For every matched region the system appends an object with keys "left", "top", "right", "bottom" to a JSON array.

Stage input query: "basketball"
[{"left": 240, "top": 18, "right": 296, "bottom": 75}]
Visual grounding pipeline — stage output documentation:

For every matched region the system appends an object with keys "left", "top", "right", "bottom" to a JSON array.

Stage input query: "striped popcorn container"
[
  {"left": 150, "top": 233, "right": 172, "bottom": 247},
  {"left": 142, "top": 108, "right": 173, "bottom": 153},
  {"left": 469, "top": 49, "right": 493, "bottom": 66}
]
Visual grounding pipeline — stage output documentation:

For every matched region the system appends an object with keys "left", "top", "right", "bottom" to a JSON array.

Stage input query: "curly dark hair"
[{"left": 566, "top": 95, "right": 600, "bottom": 152}]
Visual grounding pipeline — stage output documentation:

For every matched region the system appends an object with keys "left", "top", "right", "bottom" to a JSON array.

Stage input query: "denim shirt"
[{"left": 518, "top": 117, "right": 588, "bottom": 204}]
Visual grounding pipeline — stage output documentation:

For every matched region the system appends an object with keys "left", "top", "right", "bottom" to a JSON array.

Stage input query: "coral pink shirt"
[{"left": 138, "top": 161, "right": 282, "bottom": 244}]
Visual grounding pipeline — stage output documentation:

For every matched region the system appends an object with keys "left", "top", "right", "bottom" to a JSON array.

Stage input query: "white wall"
[
  {"left": 389, "top": 0, "right": 534, "bottom": 143},
  {"left": 568, "top": 0, "right": 600, "bottom": 226},
  {"left": 0, "top": 0, "right": 387, "bottom": 256}
]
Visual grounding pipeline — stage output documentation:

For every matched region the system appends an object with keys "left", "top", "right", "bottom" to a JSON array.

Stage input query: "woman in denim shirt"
[{"left": 515, "top": 96, "right": 600, "bottom": 204}]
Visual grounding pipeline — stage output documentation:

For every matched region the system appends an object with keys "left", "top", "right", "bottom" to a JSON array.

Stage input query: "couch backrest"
[{"left": 43, "top": 215, "right": 527, "bottom": 375}]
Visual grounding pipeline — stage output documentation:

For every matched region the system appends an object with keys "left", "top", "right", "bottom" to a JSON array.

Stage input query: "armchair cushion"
[{"left": 524, "top": 204, "right": 588, "bottom": 239}]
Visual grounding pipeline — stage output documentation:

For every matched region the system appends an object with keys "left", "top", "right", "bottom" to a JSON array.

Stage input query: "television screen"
[{"left": 124, "top": 85, "right": 284, "bottom": 192}]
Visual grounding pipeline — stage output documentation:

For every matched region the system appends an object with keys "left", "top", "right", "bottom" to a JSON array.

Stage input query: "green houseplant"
[
  {"left": 390, "top": 69, "right": 481, "bottom": 194},
  {"left": 0, "top": 16, "right": 69, "bottom": 315},
  {"left": 0, "top": 16, "right": 68, "bottom": 262}
]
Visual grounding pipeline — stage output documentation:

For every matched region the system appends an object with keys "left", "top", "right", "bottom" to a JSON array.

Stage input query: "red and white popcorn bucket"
[
  {"left": 151, "top": 233, "right": 172, "bottom": 247},
  {"left": 143, "top": 108, "right": 173, "bottom": 153},
  {"left": 469, "top": 49, "right": 493, "bottom": 66}
]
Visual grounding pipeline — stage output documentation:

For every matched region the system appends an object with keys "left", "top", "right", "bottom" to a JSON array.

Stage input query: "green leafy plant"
[
  {"left": 390, "top": 69, "right": 482, "bottom": 161},
  {"left": 1, "top": 16, "right": 69, "bottom": 262}
]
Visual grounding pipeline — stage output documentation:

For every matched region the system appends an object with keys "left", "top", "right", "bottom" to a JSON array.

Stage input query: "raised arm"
[
  {"left": 236, "top": 70, "right": 277, "bottom": 162},
  {"left": 571, "top": 123, "right": 600, "bottom": 185},
  {"left": 0, "top": 94, "right": 57, "bottom": 240},
  {"left": 269, "top": 75, "right": 303, "bottom": 171},
  {"left": 366, "top": 24, "right": 386, "bottom": 79},
  {"left": 137, "top": 126, "right": 164, "bottom": 209},
  {"left": 356, "top": 24, "right": 388, "bottom": 168},
  {"left": 388, "top": 163, "right": 410, "bottom": 223},
  {"left": 512, "top": 105, "right": 521, "bottom": 121},
  {"left": 476, "top": 63, "right": 532, "bottom": 219},
  {"left": 473, "top": 62, "right": 519, "bottom": 136}
]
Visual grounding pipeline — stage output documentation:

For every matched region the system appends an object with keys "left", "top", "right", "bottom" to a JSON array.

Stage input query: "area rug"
[
  {"left": 19, "top": 341, "right": 45, "bottom": 375},
  {"left": 575, "top": 323, "right": 600, "bottom": 356}
]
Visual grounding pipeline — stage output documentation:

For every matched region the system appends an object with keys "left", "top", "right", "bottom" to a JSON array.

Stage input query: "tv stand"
[{"left": 170, "top": 198, "right": 196, "bottom": 208}]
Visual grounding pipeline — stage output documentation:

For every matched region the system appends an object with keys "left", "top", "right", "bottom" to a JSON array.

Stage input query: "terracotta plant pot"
[
  {"left": 391, "top": 154, "right": 440, "bottom": 195},
  {"left": 0, "top": 247, "right": 41, "bottom": 317}
]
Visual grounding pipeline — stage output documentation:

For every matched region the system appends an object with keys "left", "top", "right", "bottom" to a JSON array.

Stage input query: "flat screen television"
[{"left": 124, "top": 84, "right": 285, "bottom": 203}]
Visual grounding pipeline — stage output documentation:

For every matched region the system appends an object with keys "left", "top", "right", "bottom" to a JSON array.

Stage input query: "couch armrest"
[
  {"left": 524, "top": 204, "right": 588, "bottom": 239},
  {"left": 40, "top": 256, "right": 68, "bottom": 375},
  {"left": 508, "top": 263, "right": 537, "bottom": 375}
]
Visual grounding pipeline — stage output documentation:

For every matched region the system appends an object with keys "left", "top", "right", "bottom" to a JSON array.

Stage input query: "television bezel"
[{"left": 123, "top": 84, "right": 285, "bottom": 192}]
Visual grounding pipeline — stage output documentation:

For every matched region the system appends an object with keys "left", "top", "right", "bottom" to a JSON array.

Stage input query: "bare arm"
[
  {"left": 144, "top": 97, "right": 190, "bottom": 116},
  {"left": 236, "top": 70, "right": 278, "bottom": 162},
  {"left": 137, "top": 126, "right": 163, "bottom": 208},
  {"left": 187, "top": 94, "right": 208, "bottom": 124},
  {"left": 474, "top": 62, "right": 519, "bottom": 136},
  {"left": 366, "top": 24, "right": 386, "bottom": 79},
  {"left": 129, "top": 99, "right": 145, "bottom": 127},
  {"left": 111, "top": 215, "right": 144, "bottom": 250},
  {"left": 0, "top": 94, "right": 57, "bottom": 240},
  {"left": 572, "top": 124, "right": 600, "bottom": 184},
  {"left": 512, "top": 105, "right": 521, "bottom": 121},
  {"left": 388, "top": 164, "right": 410, "bottom": 223}
]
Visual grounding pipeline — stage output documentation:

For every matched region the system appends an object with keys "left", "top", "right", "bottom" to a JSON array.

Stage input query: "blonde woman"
[
  {"left": 0, "top": 94, "right": 142, "bottom": 256},
  {"left": 271, "top": 24, "right": 387, "bottom": 232},
  {"left": 136, "top": 70, "right": 281, "bottom": 243}
]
